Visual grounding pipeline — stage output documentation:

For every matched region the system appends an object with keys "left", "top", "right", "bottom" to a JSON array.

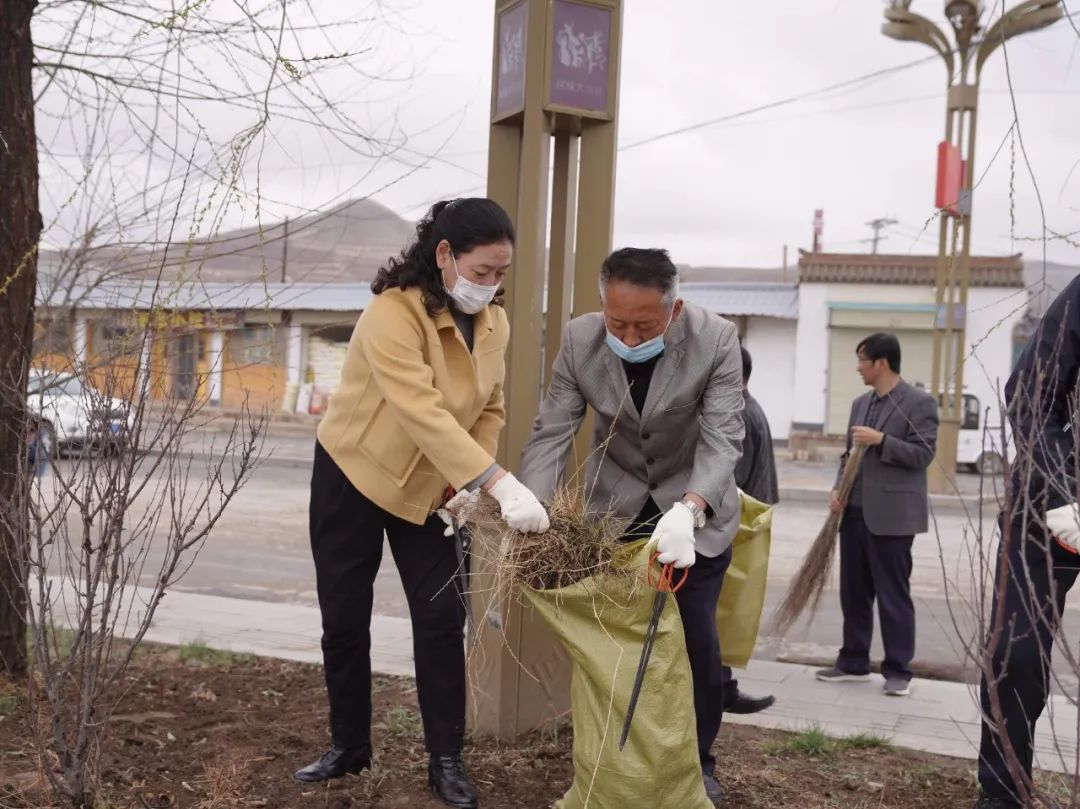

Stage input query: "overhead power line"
[{"left": 619, "top": 54, "right": 940, "bottom": 152}]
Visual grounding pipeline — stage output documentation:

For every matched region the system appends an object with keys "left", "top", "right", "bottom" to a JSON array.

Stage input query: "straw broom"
[{"left": 771, "top": 444, "right": 867, "bottom": 635}]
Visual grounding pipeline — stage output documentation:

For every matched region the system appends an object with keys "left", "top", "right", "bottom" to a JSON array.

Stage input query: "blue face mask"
[{"left": 605, "top": 309, "right": 674, "bottom": 364}]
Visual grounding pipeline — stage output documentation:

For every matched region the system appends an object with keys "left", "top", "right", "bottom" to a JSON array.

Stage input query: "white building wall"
[
  {"left": 792, "top": 284, "right": 830, "bottom": 429},
  {"left": 285, "top": 323, "right": 307, "bottom": 385},
  {"left": 73, "top": 314, "right": 89, "bottom": 370},
  {"left": 792, "top": 281, "right": 1024, "bottom": 432},
  {"left": 207, "top": 331, "right": 224, "bottom": 405},
  {"left": 742, "top": 317, "right": 797, "bottom": 441},
  {"left": 966, "top": 286, "right": 1026, "bottom": 420}
]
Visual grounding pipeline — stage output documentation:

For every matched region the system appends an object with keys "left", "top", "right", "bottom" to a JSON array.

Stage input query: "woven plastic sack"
[
  {"left": 718, "top": 491, "right": 774, "bottom": 668},
  {"left": 521, "top": 492, "right": 773, "bottom": 808},
  {"left": 523, "top": 538, "right": 711, "bottom": 809}
]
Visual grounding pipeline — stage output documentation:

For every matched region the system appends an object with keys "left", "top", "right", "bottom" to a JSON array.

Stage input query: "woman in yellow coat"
[{"left": 294, "top": 199, "right": 550, "bottom": 808}]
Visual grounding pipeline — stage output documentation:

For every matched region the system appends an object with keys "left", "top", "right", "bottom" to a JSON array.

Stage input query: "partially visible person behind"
[
  {"left": 722, "top": 345, "right": 777, "bottom": 715},
  {"left": 294, "top": 198, "right": 550, "bottom": 809},
  {"left": 816, "top": 333, "right": 938, "bottom": 698}
]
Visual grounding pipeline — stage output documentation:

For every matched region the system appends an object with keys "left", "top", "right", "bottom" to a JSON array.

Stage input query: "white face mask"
[{"left": 445, "top": 253, "right": 498, "bottom": 314}]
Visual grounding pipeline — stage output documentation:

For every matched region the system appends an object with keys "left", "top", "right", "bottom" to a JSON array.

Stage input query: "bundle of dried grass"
[
  {"left": 771, "top": 444, "right": 867, "bottom": 635},
  {"left": 457, "top": 486, "right": 634, "bottom": 591}
]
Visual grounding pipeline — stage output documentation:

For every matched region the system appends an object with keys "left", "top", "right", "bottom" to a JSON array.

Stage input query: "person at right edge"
[
  {"left": 815, "top": 333, "right": 938, "bottom": 698},
  {"left": 974, "top": 276, "right": 1080, "bottom": 809}
]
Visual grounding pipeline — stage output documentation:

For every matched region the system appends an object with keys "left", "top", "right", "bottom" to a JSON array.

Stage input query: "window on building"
[
  {"left": 35, "top": 317, "right": 73, "bottom": 356},
  {"left": 94, "top": 320, "right": 141, "bottom": 358},
  {"left": 229, "top": 325, "right": 283, "bottom": 367}
]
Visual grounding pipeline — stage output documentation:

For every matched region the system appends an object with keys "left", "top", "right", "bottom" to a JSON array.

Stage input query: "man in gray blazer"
[
  {"left": 520, "top": 247, "right": 744, "bottom": 806},
  {"left": 815, "top": 333, "right": 938, "bottom": 697}
]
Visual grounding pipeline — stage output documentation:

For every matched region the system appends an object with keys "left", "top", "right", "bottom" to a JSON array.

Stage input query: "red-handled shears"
[{"left": 618, "top": 552, "right": 688, "bottom": 751}]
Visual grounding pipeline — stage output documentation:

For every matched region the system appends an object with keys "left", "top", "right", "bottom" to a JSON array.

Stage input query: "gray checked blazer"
[
  {"left": 836, "top": 380, "right": 939, "bottom": 536},
  {"left": 519, "top": 303, "right": 745, "bottom": 557}
]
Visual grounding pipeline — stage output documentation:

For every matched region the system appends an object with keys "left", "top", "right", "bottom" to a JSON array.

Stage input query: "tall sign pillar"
[{"left": 470, "top": 0, "right": 622, "bottom": 739}]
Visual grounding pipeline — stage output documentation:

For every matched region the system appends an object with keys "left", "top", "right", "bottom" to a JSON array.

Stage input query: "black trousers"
[
  {"left": 626, "top": 499, "right": 732, "bottom": 773},
  {"left": 979, "top": 519, "right": 1080, "bottom": 802},
  {"left": 309, "top": 441, "right": 467, "bottom": 755},
  {"left": 835, "top": 508, "right": 916, "bottom": 682},
  {"left": 720, "top": 666, "right": 739, "bottom": 705}
]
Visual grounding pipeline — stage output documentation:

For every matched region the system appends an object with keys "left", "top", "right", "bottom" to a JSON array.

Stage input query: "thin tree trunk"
[{"left": 0, "top": 0, "right": 41, "bottom": 675}]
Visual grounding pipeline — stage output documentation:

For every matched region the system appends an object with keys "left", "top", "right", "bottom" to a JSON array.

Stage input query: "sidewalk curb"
[
  {"left": 780, "top": 486, "right": 987, "bottom": 512},
  {"left": 142, "top": 447, "right": 315, "bottom": 471}
]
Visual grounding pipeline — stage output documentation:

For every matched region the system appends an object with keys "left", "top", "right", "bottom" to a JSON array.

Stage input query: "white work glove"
[
  {"left": 436, "top": 489, "right": 481, "bottom": 537},
  {"left": 489, "top": 473, "right": 550, "bottom": 533},
  {"left": 1046, "top": 501, "right": 1080, "bottom": 553},
  {"left": 647, "top": 502, "right": 697, "bottom": 569}
]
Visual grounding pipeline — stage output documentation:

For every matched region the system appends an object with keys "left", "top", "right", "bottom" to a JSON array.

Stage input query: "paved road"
[{"left": 40, "top": 433, "right": 1075, "bottom": 688}]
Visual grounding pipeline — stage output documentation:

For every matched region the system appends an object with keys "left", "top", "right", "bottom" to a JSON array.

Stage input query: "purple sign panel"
[
  {"left": 549, "top": 0, "right": 611, "bottom": 114},
  {"left": 495, "top": 1, "right": 528, "bottom": 119}
]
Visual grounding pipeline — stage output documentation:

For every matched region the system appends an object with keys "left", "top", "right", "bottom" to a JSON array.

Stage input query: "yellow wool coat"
[{"left": 317, "top": 286, "right": 509, "bottom": 525}]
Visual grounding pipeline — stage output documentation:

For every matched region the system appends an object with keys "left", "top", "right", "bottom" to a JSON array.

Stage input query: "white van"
[{"left": 957, "top": 392, "right": 1010, "bottom": 475}]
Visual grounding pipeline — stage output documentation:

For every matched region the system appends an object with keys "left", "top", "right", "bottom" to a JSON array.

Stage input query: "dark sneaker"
[
  {"left": 815, "top": 666, "right": 870, "bottom": 683},
  {"left": 883, "top": 677, "right": 911, "bottom": 696}
]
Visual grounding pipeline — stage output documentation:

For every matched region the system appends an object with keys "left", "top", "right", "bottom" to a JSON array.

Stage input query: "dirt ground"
[{"left": 0, "top": 646, "right": 991, "bottom": 808}]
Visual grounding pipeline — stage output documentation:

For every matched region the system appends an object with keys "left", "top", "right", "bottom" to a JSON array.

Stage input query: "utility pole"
[{"left": 862, "top": 217, "right": 898, "bottom": 254}]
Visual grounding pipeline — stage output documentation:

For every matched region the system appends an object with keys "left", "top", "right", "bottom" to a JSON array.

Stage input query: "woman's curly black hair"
[{"left": 372, "top": 198, "right": 515, "bottom": 316}]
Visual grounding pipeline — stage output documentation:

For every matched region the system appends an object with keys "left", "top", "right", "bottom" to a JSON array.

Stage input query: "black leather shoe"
[
  {"left": 428, "top": 754, "right": 478, "bottom": 808},
  {"left": 293, "top": 746, "right": 371, "bottom": 783},
  {"left": 724, "top": 689, "right": 776, "bottom": 715},
  {"left": 973, "top": 794, "right": 1021, "bottom": 809},
  {"left": 702, "top": 773, "right": 723, "bottom": 806}
]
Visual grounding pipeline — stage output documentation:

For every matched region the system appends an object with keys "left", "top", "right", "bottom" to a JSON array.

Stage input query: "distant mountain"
[{"left": 42, "top": 197, "right": 417, "bottom": 286}]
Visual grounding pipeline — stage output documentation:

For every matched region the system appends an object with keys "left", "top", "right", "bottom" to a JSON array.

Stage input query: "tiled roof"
[
  {"left": 681, "top": 282, "right": 798, "bottom": 319},
  {"left": 38, "top": 279, "right": 374, "bottom": 313},
  {"left": 797, "top": 250, "right": 1024, "bottom": 288}
]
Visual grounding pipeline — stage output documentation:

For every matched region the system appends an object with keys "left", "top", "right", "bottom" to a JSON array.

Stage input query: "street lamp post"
[{"left": 882, "top": 0, "right": 1062, "bottom": 493}]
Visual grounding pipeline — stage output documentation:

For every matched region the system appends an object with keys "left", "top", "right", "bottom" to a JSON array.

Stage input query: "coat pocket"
[{"left": 356, "top": 400, "right": 424, "bottom": 487}]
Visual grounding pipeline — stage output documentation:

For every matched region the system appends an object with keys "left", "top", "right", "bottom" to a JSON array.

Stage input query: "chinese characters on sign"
[
  {"left": 495, "top": 1, "right": 528, "bottom": 119},
  {"left": 549, "top": 0, "right": 611, "bottom": 114}
]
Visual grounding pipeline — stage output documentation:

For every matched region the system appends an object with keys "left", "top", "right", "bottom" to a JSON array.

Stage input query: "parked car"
[{"left": 26, "top": 369, "right": 135, "bottom": 457}]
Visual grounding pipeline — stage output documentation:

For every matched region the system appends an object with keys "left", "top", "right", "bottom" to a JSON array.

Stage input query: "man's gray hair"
[{"left": 598, "top": 247, "right": 681, "bottom": 308}]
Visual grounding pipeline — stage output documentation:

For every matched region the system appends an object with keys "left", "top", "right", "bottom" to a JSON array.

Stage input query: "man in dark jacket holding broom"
[
  {"left": 974, "top": 276, "right": 1080, "bottom": 809},
  {"left": 520, "top": 247, "right": 745, "bottom": 806},
  {"left": 815, "top": 333, "right": 938, "bottom": 698}
]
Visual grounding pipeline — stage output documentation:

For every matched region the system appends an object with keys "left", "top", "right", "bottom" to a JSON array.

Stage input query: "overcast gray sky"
[{"left": 37, "top": 1, "right": 1080, "bottom": 270}]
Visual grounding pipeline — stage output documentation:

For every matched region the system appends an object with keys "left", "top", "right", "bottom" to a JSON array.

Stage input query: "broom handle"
[{"left": 834, "top": 444, "right": 867, "bottom": 504}]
